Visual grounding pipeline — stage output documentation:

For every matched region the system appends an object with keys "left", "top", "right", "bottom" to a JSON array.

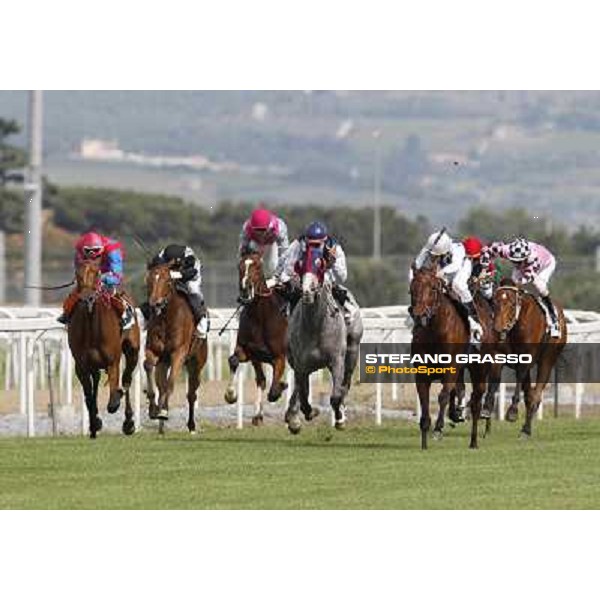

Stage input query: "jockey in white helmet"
[
  {"left": 480, "top": 237, "right": 560, "bottom": 337},
  {"left": 410, "top": 229, "right": 483, "bottom": 343}
]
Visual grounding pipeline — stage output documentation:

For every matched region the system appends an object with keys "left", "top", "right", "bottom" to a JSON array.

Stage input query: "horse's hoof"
[
  {"left": 480, "top": 409, "right": 491, "bottom": 420},
  {"left": 519, "top": 430, "right": 531, "bottom": 441},
  {"left": 251, "top": 415, "right": 264, "bottom": 426},
  {"left": 267, "top": 390, "right": 282, "bottom": 404},
  {"left": 432, "top": 429, "right": 443, "bottom": 441},
  {"left": 334, "top": 420, "right": 346, "bottom": 431},
  {"left": 224, "top": 389, "right": 237, "bottom": 405},
  {"left": 448, "top": 421, "right": 456, "bottom": 429},
  {"left": 158, "top": 409, "right": 169, "bottom": 420},
  {"left": 122, "top": 420, "right": 135, "bottom": 436},
  {"left": 189, "top": 429, "right": 197, "bottom": 436},
  {"left": 107, "top": 391, "right": 123, "bottom": 414},
  {"left": 95, "top": 417, "right": 103, "bottom": 432},
  {"left": 304, "top": 407, "right": 320, "bottom": 422},
  {"left": 287, "top": 417, "right": 302, "bottom": 435},
  {"left": 506, "top": 407, "right": 519, "bottom": 422}
]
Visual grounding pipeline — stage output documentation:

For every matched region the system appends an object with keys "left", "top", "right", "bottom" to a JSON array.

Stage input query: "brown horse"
[
  {"left": 144, "top": 262, "right": 208, "bottom": 434},
  {"left": 68, "top": 259, "right": 140, "bottom": 438},
  {"left": 490, "top": 285, "right": 566, "bottom": 437},
  {"left": 224, "top": 252, "right": 288, "bottom": 425},
  {"left": 410, "top": 265, "right": 493, "bottom": 449}
]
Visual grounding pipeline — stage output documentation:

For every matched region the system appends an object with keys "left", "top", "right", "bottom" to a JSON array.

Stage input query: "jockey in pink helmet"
[
  {"left": 480, "top": 237, "right": 560, "bottom": 337},
  {"left": 57, "top": 230, "right": 135, "bottom": 329},
  {"left": 239, "top": 207, "right": 289, "bottom": 278}
]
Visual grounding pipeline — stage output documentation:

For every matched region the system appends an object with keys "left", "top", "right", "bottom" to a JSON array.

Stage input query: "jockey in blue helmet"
[{"left": 271, "top": 221, "right": 360, "bottom": 323}]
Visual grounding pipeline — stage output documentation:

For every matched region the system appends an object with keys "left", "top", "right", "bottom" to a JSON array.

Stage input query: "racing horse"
[
  {"left": 224, "top": 252, "right": 289, "bottom": 425},
  {"left": 144, "top": 262, "right": 208, "bottom": 434},
  {"left": 410, "top": 264, "right": 493, "bottom": 449},
  {"left": 67, "top": 258, "right": 140, "bottom": 438},
  {"left": 285, "top": 243, "right": 363, "bottom": 434},
  {"left": 485, "top": 284, "right": 566, "bottom": 438}
]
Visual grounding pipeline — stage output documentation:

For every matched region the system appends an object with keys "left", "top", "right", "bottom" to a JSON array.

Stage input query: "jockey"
[
  {"left": 239, "top": 207, "right": 289, "bottom": 278},
  {"left": 57, "top": 230, "right": 135, "bottom": 329},
  {"left": 463, "top": 236, "right": 495, "bottom": 301},
  {"left": 273, "top": 221, "right": 360, "bottom": 324},
  {"left": 145, "top": 244, "right": 209, "bottom": 338},
  {"left": 480, "top": 237, "right": 560, "bottom": 337},
  {"left": 410, "top": 230, "right": 483, "bottom": 343}
]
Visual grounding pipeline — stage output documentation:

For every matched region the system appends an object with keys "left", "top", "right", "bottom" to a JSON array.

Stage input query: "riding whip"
[
  {"left": 25, "top": 278, "right": 75, "bottom": 291},
  {"left": 218, "top": 304, "right": 242, "bottom": 336}
]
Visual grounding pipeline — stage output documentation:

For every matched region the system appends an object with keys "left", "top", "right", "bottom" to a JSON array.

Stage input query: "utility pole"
[
  {"left": 0, "top": 230, "right": 5, "bottom": 303},
  {"left": 372, "top": 129, "right": 382, "bottom": 261},
  {"left": 24, "top": 91, "right": 43, "bottom": 306}
]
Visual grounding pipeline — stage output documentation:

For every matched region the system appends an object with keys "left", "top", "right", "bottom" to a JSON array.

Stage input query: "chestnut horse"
[
  {"left": 144, "top": 263, "right": 208, "bottom": 434},
  {"left": 487, "top": 285, "right": 566, "bottom": 438},
  {"left": 68, "top": 259, "right": 140, "bottom": 438},
  {"left": 224, "top": 252, "right": 288, "bottom": 425},
  {"left": 410, "top": 265, "right": 493, "bottom": 449}
]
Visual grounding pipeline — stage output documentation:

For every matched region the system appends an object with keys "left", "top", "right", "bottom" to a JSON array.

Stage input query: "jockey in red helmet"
[
  {"left": 57, "top": 230, "right": 135, "bottom": 329},
  {"left": 239, "top": 207, "right": 289, "bottom": 278}
]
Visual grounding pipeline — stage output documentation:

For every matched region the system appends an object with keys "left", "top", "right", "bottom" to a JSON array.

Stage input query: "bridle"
[
  {"left": 411, "top": 270, "right": 443, "bottom": 326},
  {"left": 147, "top": 265, "right": 175, "bottom": 316},
  {"left": 494, "top": 285, "right": 522, "bottom": 336},
  {"left": 239, "top": 255, "right": 272, "bottom": 305}
]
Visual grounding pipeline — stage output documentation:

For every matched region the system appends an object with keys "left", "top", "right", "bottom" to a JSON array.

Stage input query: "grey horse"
[{"left": 285, "top": 268, "right": 364, "bottom": 434}]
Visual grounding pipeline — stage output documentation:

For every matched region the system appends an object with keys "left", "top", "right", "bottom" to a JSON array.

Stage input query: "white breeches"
[
  {"left": 444, "top": 267, "right": 473, "bottom": 304},
  {"left": 513, "top": 257, "right": 555, "bottom": 297},
  {"left": 262, "top": 244, "right": 279, "bottom": 277}
]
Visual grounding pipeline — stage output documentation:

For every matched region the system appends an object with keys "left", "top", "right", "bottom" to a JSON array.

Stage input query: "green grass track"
[{"left": 1, "top": 418, "right": 599, "bottom": 509}]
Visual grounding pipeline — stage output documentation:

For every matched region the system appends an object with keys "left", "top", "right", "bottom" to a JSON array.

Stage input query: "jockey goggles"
[{"left": 83, "top": 245, "right": 103, "bottom": 259}]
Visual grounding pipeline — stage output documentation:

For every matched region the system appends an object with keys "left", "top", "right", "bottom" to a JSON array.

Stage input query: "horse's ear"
[{"left": 500, "top": 277, "right": 512, "bottom": 286}]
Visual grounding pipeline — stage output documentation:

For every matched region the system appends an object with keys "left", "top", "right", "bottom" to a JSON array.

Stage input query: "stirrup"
[
  {"left": 550, "top": 321, "right": 561, "bottom": 338},
  {"left": 57, "top": 313, "right": 69, "bottom": 325}
]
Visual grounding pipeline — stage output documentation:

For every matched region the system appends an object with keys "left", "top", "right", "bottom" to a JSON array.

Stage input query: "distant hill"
[{"left": 1, "top": 91, "right": 600, "bottom": 227}]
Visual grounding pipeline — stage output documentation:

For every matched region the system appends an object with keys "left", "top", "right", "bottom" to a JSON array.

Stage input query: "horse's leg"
[
  {"left": 449, "top": 377, "right": 466, "bottom": 424},
  {"left": 482, "top": 364, "right": 501, "bottom": 419},
  {"left": 251, "top": 360, "right": 266, "bottom": 426},
  {"left": 416, "top": 379, "right": 431, "bottom": 450},
  {"left": 185, "top": 354, "right": 201, "bottom": 434},
  {"left": 469, "top": 374, "right": 486, "bottom": 449},
  {"left": 76, "top": 365, "right": 96, "bottom": 439},
  {"left": 522, "top": 357, "right": 554, "bottom": 438},
  {"left": 160, "top": 349, "right": 186, "bottom": 422},
  {"left": 267, "top": 354, "right": 288, "bottom": 404},
  {"left": 342, "top": 335, "right": 360, "bottom": 396},
  {"left": 286, "top": 372, "right": 309, "bottom": 434},
  {"left": 106, "top": 360, "right": 123, "bottom": 414},
  {"left": 433, "top": 382, "right": 453, "bottom": 439},
  {"left": 121, "top": 339, "right": 138, "bottom": 436},
  {"left": 329, "top": 355, "right": 348, "bottom": 430},
  {"left": 90, "top": 369, "right": 103, "bottom": 434},
  {"left": 144, "top": 351, "right": 159, "bottom": 420},
  {"left": 506, "top": 366, "right": 526, "bottom": 422},
  {"left": 155, "top": 362, "right": 169, "bottom": 433},
  {"left": 224, "top": 345, "right": 248, "bottom": 404}
]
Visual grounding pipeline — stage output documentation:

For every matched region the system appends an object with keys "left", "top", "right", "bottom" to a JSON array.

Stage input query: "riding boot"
[
  {"left": 188, "top": 293, "right": 209, "bottom": 338},
  {"left": 542, "top": 295, "right": 561, "bottom": 337},
  {"left": 57, "top": 289, "right": 80, "bottom": 325},
  {"left": 465, "top": 301, "right": 483, "bottom": 343}
]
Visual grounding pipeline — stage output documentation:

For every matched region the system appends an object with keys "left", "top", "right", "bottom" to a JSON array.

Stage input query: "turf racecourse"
[{"left": 1, "top": 418, "right": 599, "bottom": 509}]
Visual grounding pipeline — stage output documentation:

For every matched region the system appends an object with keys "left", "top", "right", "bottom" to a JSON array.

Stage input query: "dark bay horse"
[
  {"left": 285, "top": 244, "right": 363, "bottom": 434},
  {"left": 68, "top": 259, "right": 140, "bottom": 438},
  {"left": 144, "top": 262, "right": 208, "bottom": 434},
  {"left": 410, "top": 266, "right": 493, "bottom": 449},
  {"left": 224, "top": 253, "right": 288, "bottom": 425},
  {"left": 486, "top": 285, "right": 566, "bottom": 437}
]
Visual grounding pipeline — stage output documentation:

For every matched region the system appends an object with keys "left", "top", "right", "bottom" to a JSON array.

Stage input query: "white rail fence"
[{"left": 1, "top": 305, "right": 600, "bottom": 437}]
